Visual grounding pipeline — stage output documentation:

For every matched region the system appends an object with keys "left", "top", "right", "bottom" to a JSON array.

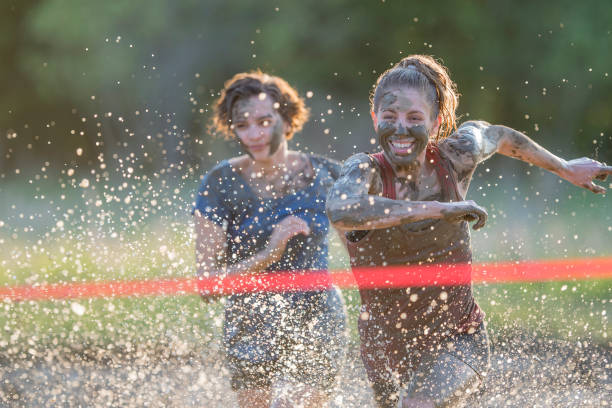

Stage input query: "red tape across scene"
[{"left": 1, "top": 257, "right": 611, "bottom": 302}]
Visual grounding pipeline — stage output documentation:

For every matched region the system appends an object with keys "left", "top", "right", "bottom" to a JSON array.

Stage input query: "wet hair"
[
  {"left": 210, "top": 70, "right": 310, "bottom": 140},
  {"left": 370, "top": 55, "right": 459, "bottom": 141}
]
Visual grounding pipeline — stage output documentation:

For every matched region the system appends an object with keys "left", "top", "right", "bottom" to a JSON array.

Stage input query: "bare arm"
[
  {"left": 326, "top": 153, "right": 487, "bottom": 231},
  {"left": 195, "top": 213, "right": 274, "bottom": 280},
  {"left": 194, "top": 212, "right": 310, "bottom": 279},
  {"left": 442, "top": 120, "right": 612, "bottom": 193}
]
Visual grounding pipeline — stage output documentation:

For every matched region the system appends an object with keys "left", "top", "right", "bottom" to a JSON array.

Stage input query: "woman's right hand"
[
  {"left": 266, "top": 216, "right": 311, "bottom": 263},
  {"left": 441, "top": 200, "right": 488, "bottom": 230}
]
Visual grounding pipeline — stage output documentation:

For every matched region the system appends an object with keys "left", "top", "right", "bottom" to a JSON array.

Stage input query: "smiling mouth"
[
  {"left": 389, "top": 137, "right": 416, "bottom": 155},
  {"left": 248, "top": 144, "right": 268, "bottom": 151}
]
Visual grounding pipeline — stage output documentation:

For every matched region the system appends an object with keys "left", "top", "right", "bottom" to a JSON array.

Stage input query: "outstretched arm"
[
  {"left": 326, "top": 153, "right": 487, "bottom": 231},
  {"left": 441, "top": 120, "right": 612, "bottom": 193}
]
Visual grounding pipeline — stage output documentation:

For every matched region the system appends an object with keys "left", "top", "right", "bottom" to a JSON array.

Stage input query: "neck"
[
  {"left": 388, "top": 149, "right": 427, "bottom": 180},
  {"left": 249, "top": 141, "right": 290, "bottom": 174}
]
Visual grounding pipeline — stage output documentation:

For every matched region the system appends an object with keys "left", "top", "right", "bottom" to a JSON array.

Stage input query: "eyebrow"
[
  {"left": 234, "top": 113, "right": 273, "bottom": 122},
  {"left": 382, "top": 108, "right": 424, "bottom": 115}
]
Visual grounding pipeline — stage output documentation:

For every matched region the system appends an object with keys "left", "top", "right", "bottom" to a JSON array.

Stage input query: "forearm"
[
  {"left": 327, "top": 195, "right": 446, "bottom": 231},
  {"left": 225, "top": 249, "right": 278, "bottom": 276},
  {"left": 489, "top": 125, "right": 568, "bottom": 176},
  {"left": 196, "top": 248, "right": 276, "bottom": 278}
]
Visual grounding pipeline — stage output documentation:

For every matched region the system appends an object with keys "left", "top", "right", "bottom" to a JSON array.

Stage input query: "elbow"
[
  {"left": 326, "top": 200, "right": 359, "bottom": 231},
  {"left": 326, "top": 200, "right": 343, "bottom": 227},
  {"left": 326, "top": 201, "right": 351, "bottom": 229}
]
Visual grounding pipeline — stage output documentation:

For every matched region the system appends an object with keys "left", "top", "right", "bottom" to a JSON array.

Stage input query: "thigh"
[
  {"left": 359, "top": 305, "right": 405, "bottom": 408},
  {"left": 370, "top": 380, "right": 401, "bottom": 408},
  {"left": 224, "top": 294, "right": 284, "bottom": 362},
  {"left": 228, "top": 357, "right": 277, "bottom": 392},
  {"left": 403, "top": 326, "right": 490, "bottom": 407},
  {"left": 280, "top": 290, "right": 347, "bottom": 393},
  {"left": 405, "top": 352, "right": 480, "bottom": 407}
]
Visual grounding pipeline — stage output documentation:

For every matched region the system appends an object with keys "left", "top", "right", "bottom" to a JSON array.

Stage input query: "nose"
[
  {"left": 244, "top": 125, "right": 265, "bottom": 142},
  {"left": 395, "top": 123, "right": 410, "bottom": 136}
]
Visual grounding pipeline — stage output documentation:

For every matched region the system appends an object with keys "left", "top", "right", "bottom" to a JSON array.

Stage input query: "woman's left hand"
[{"left": 560, "top": 158, "right": 612, "bottom": 194}]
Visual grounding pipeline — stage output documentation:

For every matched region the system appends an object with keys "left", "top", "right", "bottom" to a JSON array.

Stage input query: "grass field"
[
  {"left": 0, "top": 176, "right": 610, "bottom": 356},
  {"left": 0, "top": 230, "right": 609, "bottom": 358}
]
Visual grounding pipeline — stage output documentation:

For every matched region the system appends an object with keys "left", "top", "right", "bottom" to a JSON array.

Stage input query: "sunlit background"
[{"left": 1, "top": 1, "right": 610, "bottom": 406}]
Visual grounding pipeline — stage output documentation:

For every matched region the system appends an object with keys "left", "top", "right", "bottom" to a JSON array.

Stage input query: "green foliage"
[{"left": 1, "top": 0, "right": 611, "bottom": 176}]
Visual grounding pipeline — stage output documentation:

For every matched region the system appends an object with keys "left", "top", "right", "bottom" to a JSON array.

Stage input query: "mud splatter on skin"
[
  {"left": 227, "top": 96, "right": 317, "bottom": 200},
  {"left": 376, "top": 111, "right": 432, "bottom": 201},
  {"left": 241, "top": 152, "right": 313, "bottom": 199},
  {"left": 326, "top": 153, "right": 448, "bottom": 231},
  {"left": 267, "top": 117, "right": 285, "bottom": 156},
  {"left": 440, "top": 120, "right": 575, "bottom": 196},
  {"left": 377, "top": 91, "right": 430, "bottom": 173},
  {"left": 231, "top": 96, "right": 286, "bottom": 158},
  {"left": 330, "top": 102, "right": 610, "bottom": 233},
  {"left": 236, "top": 138, "right": 255, "bottom": 159},
  {"left": 439, "top": 201, "right": 487, "bottom": 230},
  {"left": 396, "top": 178, "right": 441, "bottom": 202},
  {"left": 377, "top": 122, "right": 429, "bottom": 173}
]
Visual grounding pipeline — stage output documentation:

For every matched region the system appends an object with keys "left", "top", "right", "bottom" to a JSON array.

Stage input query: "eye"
[
  {"left": 234, "top": 122, "right": 248, "bottom": 130},
  {"left": 261, "top": 119, "right": 271, "bottom": 127}
]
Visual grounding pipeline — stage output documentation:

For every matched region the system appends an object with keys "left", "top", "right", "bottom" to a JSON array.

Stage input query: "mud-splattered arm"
[
  {"left": 441, "top": 120, "right": 612, "bottom": 193},
  {"left": 326, "top": 153, "right": 487, "bottom": 230}
]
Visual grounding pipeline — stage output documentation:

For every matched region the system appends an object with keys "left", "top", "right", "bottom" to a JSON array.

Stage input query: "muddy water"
[{"left": 1, "top": 337, "right": 609, "bottom": 407}]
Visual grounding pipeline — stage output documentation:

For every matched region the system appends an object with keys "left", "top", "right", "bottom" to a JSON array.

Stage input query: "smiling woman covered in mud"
[
  {"left": 192, "top": 71, "right": 346, "bottom": 408},
  {"left": 326, "top": 55, "right": 612, "bottom": 408}
]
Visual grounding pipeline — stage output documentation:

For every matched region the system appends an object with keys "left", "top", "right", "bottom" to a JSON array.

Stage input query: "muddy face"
[
  {"left": 374, "top": 88, "right": 436, "bottom": 169},
  {"left": 231, "top": 95, "right": 287, "bottom": 160},
  {"left": 378, "top": 122, "right": 429, "bottom": 167}
]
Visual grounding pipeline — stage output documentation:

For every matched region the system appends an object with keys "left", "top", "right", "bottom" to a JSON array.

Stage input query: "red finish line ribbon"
[{"left": 1, "top": 257, "right": 611, "bottom": 302}]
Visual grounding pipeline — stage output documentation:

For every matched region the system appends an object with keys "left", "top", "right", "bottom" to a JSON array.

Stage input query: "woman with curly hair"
[{"left": 193, "top": 71, "right": 346, "bottom": 407}]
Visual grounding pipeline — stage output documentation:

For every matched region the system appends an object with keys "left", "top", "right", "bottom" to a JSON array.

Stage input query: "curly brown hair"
[
  {"left": 370, "top": 55, "right": 459, "bottom": 142},
  {"left": 210, "top": 70, "right": 310, "bottom": 140}
]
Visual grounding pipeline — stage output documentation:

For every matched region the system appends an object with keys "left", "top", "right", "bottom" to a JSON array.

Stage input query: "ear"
[
  {"left": 431, "top": 115, "right": 442, "bottom": 137},
  {"left": 370, "top": 111, "right": 378, "bottom": 130}
]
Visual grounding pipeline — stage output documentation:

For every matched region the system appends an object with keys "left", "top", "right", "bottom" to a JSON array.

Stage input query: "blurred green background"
[
  {"left": 0, "top": 0, "right": 610, "bottom": 354},
  {"left": 2, "top": 0, "right": 611, "bottom": 175}
]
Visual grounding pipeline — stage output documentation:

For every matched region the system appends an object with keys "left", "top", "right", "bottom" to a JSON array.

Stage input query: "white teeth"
[
  {"left": 391, "top": 140, "right": 415, "bottom": 148},
  {"left": 390, "top": 137, "right": 415, "bottom": 147}
]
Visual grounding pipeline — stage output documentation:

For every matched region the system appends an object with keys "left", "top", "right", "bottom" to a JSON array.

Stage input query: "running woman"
[
  {"left": 193, "top": 71, "right": 346, "bottom": 407},
  {"left": 326, "top": 55, "right": 611, "bottom": 408}
]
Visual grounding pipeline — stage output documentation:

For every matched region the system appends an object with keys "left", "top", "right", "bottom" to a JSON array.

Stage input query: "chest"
[
  {"left": 226, "top": 172, "right": 330, "bottom": 236},
  {"left": 392, "top": 170, "right": 444, "bottom": 201},
  {"left": 245, "top": 172, "right": 314, "bottom": 199}
]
